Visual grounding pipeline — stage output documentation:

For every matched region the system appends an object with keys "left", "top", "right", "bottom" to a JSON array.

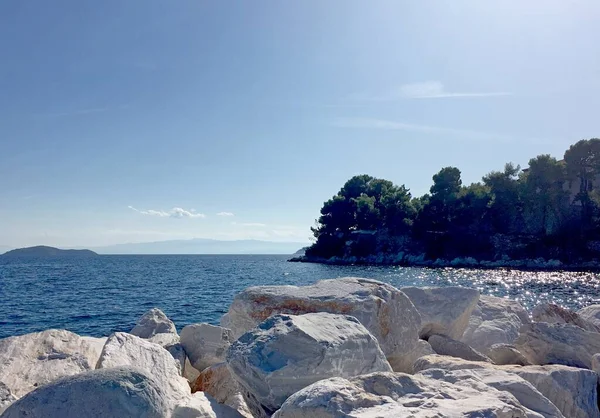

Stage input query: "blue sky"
[{"left": 1, "top": 1, "right": 599, "bottom": 248}]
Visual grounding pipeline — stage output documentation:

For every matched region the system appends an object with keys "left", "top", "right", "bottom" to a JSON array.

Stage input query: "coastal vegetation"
[
  {"left": 1, "top": 246, "right": 98, "bottom": 258},
  {"left": 305, "top": 138, "right": 600, "bottom": 266}
]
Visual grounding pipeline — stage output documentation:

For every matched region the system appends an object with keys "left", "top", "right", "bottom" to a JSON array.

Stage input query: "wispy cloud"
[
  {"left": 217, "top": 212, "right": 235, "bottom": 217},
  {"left": 353, "top": 81, "right": 512, "bottom": 101},
  {"left": 332, "top": 117, "right": 515, "bottom": 142},
  {"left": 128, "top": 206, "right": 206, "bottom": 219},
  {"left": 231, "top": 221, "right": 267, "bottom": 227}
]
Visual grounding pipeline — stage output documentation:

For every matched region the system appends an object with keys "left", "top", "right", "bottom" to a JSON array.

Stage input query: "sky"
[{"left": 1, "top": 0, "right": 599, "bottom": 248}]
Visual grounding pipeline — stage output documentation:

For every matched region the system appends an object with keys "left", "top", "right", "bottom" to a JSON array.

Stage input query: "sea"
[{"left": 1, "top": 254, "right": 600, "bottom": 339}]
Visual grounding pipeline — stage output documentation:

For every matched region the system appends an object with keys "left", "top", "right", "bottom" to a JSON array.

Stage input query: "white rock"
[
  {"left": 592, "top": 353, "right": 600, "bottom": 374},
  {"left": 401, "top": 286, "right": 479, "bottom": 339},
  {"left": 273, "top": 371, "right": 532, "bottom": 418},
  {"left": 533, "top": 303, "right": 600, "bottom": 332},
  {"left": 515, "top": 322, "right": 600, "bottom": 368},
  {"left": 172, "top": 392, "right": 245, "bottom": 418},
  {"left": 414, "top": 354, "right": 600, "bottom": 418},
  {"left": 0, "top": 382, "right": 16, "bottom": 414},
  {"left": 419, "top": 368, "right": 564, "bottom": 418},
  {"left": 428, "top": 333, "right": 491, "bottom": 362},
  {"left": 80, "top": 336, "right": 108, "bottom": 364},
  {"left": 184, "top": 357, "right": 201, "bottom": 382},
  {"left": 0, "top": 329, "right": 102, "bottom": 399},
  {"left": 1, "top": 366, "right": 171, "bottom": 418},
  {"left": 488, "top": 344, "right": 531, "bottom": 366},
  {"left": 222, "top": 277, "right": 421, "bottom": 372},
  {"left": 96, "top": 332, "right": 190, "bottom": 404},
  {"left": 191, "top": 362, "right": 252, "bottom": 418},
  {"left": 130, "top": 308, "right": 177, "bottom": 338},
  {"left": 403, "top": 339, "right": 435, "bottom": 373},
  {"left": 578, "top": 305, "right": 600, "bottom": 327},
  {"left": 461, "top": 295, "right": 531, "bottom": 354},
  {"left": 226, "top": 312, "right": 392, "bottom": 416},
  {"left": 181, "top": 324, "right": 233, "bottom": 373}
]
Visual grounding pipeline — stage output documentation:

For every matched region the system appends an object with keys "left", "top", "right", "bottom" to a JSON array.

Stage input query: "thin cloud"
[
  {"left": 332, "top": 117, "right": 515, "bottom": 142},
  {"left": 217, "top": 212, "right": 235, "bottom": 217},
  {"left": 128, "top": 206, "right": 206, "bottom": 219},
  {"left": 231, "top": 221, "right": 267, "bottom": 227},
  {"left": 353, "top": 81, "right": 512, "bottom": 101}
]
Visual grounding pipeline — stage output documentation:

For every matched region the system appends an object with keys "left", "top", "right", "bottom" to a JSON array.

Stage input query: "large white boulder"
[
  {"left": 578, "top": 305, "right": 600, "bottom": 327},
  {"left": 172, "top": 392, "right": 245, "bottom": 418},
  {"left": 414, "top": 355, "right": 600, "bottom": 418},
  {"left": 461, "top": 295, "right": 531, "bottom": 354},
  {"left": 130, "top": 308, "right": 177, "bottom": 338},
  {"left": 533, "top": 303, "right": 600, "bottom": 332},
  {"left": 226, "top": 312, "right": 392, "bottom": 416},
  {"left": 403, "top": 339, "right": 435, "bottom": 373},
  {"left": 273, "top": 371, "right": 532, "bottom": 418},
  {"left": 96, "top": 332, "right": 190, "bottom": 402},
  {"left": 0, "top": 329, "right": 102, "bottom": 399},
  {"left": 515, "top": 322, "right": 600, "bottom": 368},
  {"left": 428, "top": 333, "right": 491, "bottom": 362},
  {"left": 191, "top": 362, "right": 253, "bottom": 418},
  {"left": 221, "top": 277, "right": 421, "bottom": 372},
  {"left": 1, "top": 367, "right": 171, "bottom": 418},
  {"left": 0, "top": 382, "right": 16, "bottom": 414},
  {"left": 488, "top": 344, "right": 531, "bottom": 366},
  {"left": 401, "top": 286, "right": 479, "bottom": 339},
  {"left": 181, "top": 323, "right": 233, "bottom": 373}
]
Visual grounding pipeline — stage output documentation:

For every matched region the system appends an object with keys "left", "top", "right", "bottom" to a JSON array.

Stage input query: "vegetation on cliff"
[{"left": 307, "top": 139, "right": 600, "bottom": 264}]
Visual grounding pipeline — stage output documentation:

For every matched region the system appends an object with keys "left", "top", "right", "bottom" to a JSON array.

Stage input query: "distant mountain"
[
  {"left": 0, "top": 246, "right": 13, "bottom": 255},
  {"left": 2, "top": 246, "right": 98, "bottom": 258},
  {"left": 91, "top": 238, "right": 310, "bottom": 255}
]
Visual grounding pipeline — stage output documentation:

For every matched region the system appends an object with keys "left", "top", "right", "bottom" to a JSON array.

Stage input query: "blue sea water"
[{"left": 1, "top": 254, "right": 600, "bottom": 339}]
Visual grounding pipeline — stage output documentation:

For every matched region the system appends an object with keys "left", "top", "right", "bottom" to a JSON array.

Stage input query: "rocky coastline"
[
  {"left": 2, "top": 277, "right": 600, "bottom": 417},
  {"left": 289, "top": 253, "right": 600, "bottom": 271}
]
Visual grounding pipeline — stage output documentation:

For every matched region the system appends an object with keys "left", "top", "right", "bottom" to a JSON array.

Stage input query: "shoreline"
[{"left": 289, "top": 255, "right": 600, "bottom": 272}]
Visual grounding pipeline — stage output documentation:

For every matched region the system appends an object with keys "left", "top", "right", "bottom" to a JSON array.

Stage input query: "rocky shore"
[
  {"left": 289, "top": 253, "right": 600, "bottom": 271},
  {"left": 2, "top": 277, "right": 600, "bottom": 417}
]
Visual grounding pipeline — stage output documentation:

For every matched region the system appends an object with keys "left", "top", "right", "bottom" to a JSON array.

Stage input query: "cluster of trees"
[{"left": 308, "top": 139, "right": 600, "bottom": 262}]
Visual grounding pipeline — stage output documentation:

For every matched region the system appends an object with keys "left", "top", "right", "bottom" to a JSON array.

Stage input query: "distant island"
[
  {"left": 1, "top": 246, "right": 98, "bottom": 258},
  {"left": 292, "top": 138, "right": 600, "bottom": 270}
]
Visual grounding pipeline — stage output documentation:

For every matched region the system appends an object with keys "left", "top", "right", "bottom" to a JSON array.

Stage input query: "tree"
[
  {"left": 483, "top": 163, "right": 522, "bottom": 234},
  {"left": 430, "top": 167, "right": 462, "bottom": 201},
  {"left": 564, "top": 139, "right": 600, "bottom": 231}
]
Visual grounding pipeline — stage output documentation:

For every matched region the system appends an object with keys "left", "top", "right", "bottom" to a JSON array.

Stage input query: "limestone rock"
[
  {"left": 273, "top": 371, "right": 532, "bottom": 418},
  {"left": 578, "top": 304, "right": 600, "bottom": 327},
  {"left": 428, "top": 333, "right": 491, "bottom": 362},
  {"left": 488, "top": 344, "right": 531, "bottom": 366},
  {"left": 191, "top": 362, "right": 252, "bottom": 418},
  {"left": 80, "top": 336, "right": 108, "bottom": 363},
  {"left": 401, "top": 286, "right": 479, "bottom": 339},
  {"left": 0, "top": 382, "right": 16, "bottom": 414},
  {"left": 532, "top": 303, "right": 600, "bottom": 332},
  {"left": 461, "top": 295, "right": 531, "bottom": 354},
  {"left": 96, "top": 332, "right": 190, "bottom": 402},
  {"left": 0, "top": 329, "right": 102, "bottom": 399},
  {"left": 172, "top": 392, "right": 245, "bottom": 418},
  {"left": 130, "top": 308, "right": 177, "bottom": 338},
  {"left": 226, "top": 312, "right": 392, "bottom": 416},
  {"left": 184, "top": 357, "right": 201, "bottom": 382},
  {"left": 222, "top": 277, "right": 421, "bottom": 371},
  {"left": 1, "top": 367, "right": 171, "bottom": 418},
  {"left": 420, "top": 368, "right": 564, "bottom": 418},
  {"left": 592, "top": 353, "right": 600, "bottom": 374},
  {"left": 166, "top": 342, "right": 187, "bottom": 375},
  {"left": 414, "top": 355, "right": 600, "bottom": 418},
  {"left": 181, "top": 323, "right": 233, "bottom": 373},
  {"left": 403, "top": 339, "right": 435, "bottom": 373},
  {"left": 515, "top": 322, "right": 600, "bottom": 368}
]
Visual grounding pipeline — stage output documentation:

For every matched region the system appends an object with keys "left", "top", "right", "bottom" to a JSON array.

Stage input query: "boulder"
[
  {"left": 80, "top": 336, "right": 108, "bottom": 362},
  {"left": 130, "top": 308, "right": 177, "bottom": 338},
  {"left": 533, "top": 303, "right": 600, "bottom": 332},
  {"left": 273, "top": 371, "right": 532, "bottom": 417},
  {"left": 184, "top": 357, "right": 201, "bottom": 382},
  {"left": 181, "top": 323, "right": 233, "bottom": 373},
  {"left": 0, "top": 329, "right": 102, "bottom": 399},
  {"left": 428, "top": 333, "right": 491, "bottom": 362},
  {"left": 461, "top": 295, "right": 531, "bottom": 354},
  {"left": 166, "top": 342, "right": 187, "bottom": 375},
  {"left": 1, "top": 367, "right": 171, "bottom": 418},
  {"left": 578, "top": 304, "right": 600, "bottom": 327},
  {"left": 172, "top": 392, "right": 245, "bottom": 418},
  {"left": 0, "top": 382, "right": 16, "bottom": 414},
  {"left": 401, "top": 286, "right": 479, "bottom": 339},
  {"left": 420, "top": 368, "right": 564, "bottom": 418},
  {"left": 414, "top": 355, "right": 600, "bottom": 418},
  {"left": 191, "top": 362, "right": 252, "bottom": 418},
  {"left": 96, "top": 332, "right": 190, "bottom": 401},
  {"left": 488, "top": 344, "right": 531, "bottom": 366},
  {"left": 403, "top": 339, "right": 435, "bottom": 373},
  {"left": 221, "top": 277, "right": 421, "bottom": 371},
  {"left": 592, "top": 353, "right": 600, "bottom": 374},
  {"left": 226, "top": 312, "right": 392, "bottom": 416},
  {"left": 515, "top": 322, "right": 600, "bottom": 368}
]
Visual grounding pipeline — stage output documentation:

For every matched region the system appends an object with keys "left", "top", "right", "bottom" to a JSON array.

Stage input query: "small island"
[
  {"left": 293, "top": 138, "right": 600, "bottom": 270},
  {"left": 1, "top": 246, "right": 98, "bottom": 258}
]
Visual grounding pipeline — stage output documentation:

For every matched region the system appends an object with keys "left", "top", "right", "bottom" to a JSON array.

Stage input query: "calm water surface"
[{"left": 1, "top": 254, "right": 600, "bottom": 339}]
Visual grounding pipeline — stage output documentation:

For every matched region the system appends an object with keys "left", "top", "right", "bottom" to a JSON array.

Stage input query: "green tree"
[{"left": 483, "top": 163, "right": 522, "bottom": 234}]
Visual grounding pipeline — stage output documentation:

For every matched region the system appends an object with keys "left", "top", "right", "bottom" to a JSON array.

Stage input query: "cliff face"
[{"left": 1, "top": 246, "right": 98, "bottom": 258}]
